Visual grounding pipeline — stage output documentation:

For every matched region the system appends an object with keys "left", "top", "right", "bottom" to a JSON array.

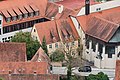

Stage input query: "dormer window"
[
  {"left": 35, "top": 11, "right": 39, "bottom": 16},
  {"left": 12, "top": 16, "right": 17, "bottom": 21},
  {"left": 30, "top": 12, "right": 34, "bottom": 17},
  {"left": 30, "top": 4, "right": 39, "bottom": 16},
  {"left": 6, "top": 17, "right": 11, "bottom": 22},
  {"left": 24, "top": 13, "right": 28, "bottom": 18},
  {"left": 18, "top": 15, "right": 22, "bottom": 20}
]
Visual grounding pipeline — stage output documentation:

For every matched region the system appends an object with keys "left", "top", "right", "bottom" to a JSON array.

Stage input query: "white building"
[{"left": 73, "top": 6, "right": 120, "bottom": 69}]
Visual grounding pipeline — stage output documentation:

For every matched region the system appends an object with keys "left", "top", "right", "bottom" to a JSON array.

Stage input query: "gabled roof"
[
  {"left": 56, "top": 18, "right": 79, "bottom": 42},
  {"left": 76, "top": 7, "right": 120, "bottom": 42},
  {"left": 31, "top": 48, "right": 50, "bottom": 62},
  {"left": 34, "top": 18, "right": 79, "bottom": 44},
  {"left": 1, "top": 0, "right": 48, "bottom": 26},
  {"left": 0, "top": 62, "right": 48, "bottom": 74},
  {"left": 56, "top": 0, "right": 98, "bottom": 13},
  {"left": 35, "top": 20, "right": 60, "bottom": 44},
  {"left": 0, "top": 42, "right": 27, "bottom": 62},
  {"left": 115, "top": 60, "right": 120, "bottom": 80},
  {"left": 0, "top": 0, "right": 77, "bottom": 27},
  {"left": 45, "top": 2, "right": 76, "bottom": 19}
]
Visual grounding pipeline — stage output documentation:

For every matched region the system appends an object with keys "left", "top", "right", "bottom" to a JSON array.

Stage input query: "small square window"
[
  {"left": 72, "top": 42, "right": 74, "bottom": 45},
  {"left": 34, "top": 29, "right": 36, "bottom": 32},
  {"left": 55, "top": 43, "right": 58, "bottom": 48},
  {"left": 49, "top": 45, "right": 52, "bottom": 49}
]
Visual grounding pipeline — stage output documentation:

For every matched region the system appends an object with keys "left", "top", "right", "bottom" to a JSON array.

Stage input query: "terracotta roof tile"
[
  {"left": 115, "top": 60, "right": 120, "bottom": 80},
  {"left": 76, "top": 7, "right": 120, "bottom": 42},
  {"left": 0, "top": 74, "right": 59, "bottom": 80},
  {"left": 56, "top": 19, "right": 79, "bottom": 42},
  {"left": 19, "top": 6, "right": 28, "bottom": 14},
  {"left": 56, "top": 0, "right": 98, "bottom": 13},
  {"left": 0, "top": 62, "right": 49, "bottom": 74},
  {"left": 29, "top": 4, "right": 39, "bottom": 12},
  {"left": 0, "top": 0, "right": 48, "bottom": 26},
  {"left": 13, "top": 7, "right": 22, "bottom": 15},
  {"left": 34, "top": 18, "right": 79, "bottom": 44},
  {"left": 1, "top": 10, "right": 11, "bottom": 18},
  {"left": 24, "top": 5, "right": 34, "bottom": 13},
  {"left": 31, "top": 48, "right": 50, "bottom": 62},
  {"left": 35, "top": 20, "right": 60, "bottom": 44},
  {"left": 7, "top": 8, "right": 17, "bottom": 17},
  {"left": 45, "top": 2, "right": 77, "bottom": 19},
  {"left": 0, "top": 42, "right": 27, "bottom": 62}
]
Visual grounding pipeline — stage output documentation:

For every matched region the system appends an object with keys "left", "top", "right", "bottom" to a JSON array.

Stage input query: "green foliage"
[
  {"left": 50, "top": 50, "right": 65, "bottom": 62},
  {"left": 11, "top": 31, "right": 40, "bottom": 60},
  {"left": 40, "top": 36, "right": 48, "bottom": 56},
  {"left": 87, "top": 72, "right": 109, "bottom": 80}
]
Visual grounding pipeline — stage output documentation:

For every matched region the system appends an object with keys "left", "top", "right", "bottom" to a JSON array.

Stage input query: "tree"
[
  {"left": 40, "top": 36, "right": 48, "bottom": 56},
  {"left": 87, "top": 72, "right": 109, "bottom": 80},
  {"left": 50, "top": 49, "right": 65, "bottom": 62},
  {"left": 11, "top": 31, "right": 40, "bottom": 60},
  {"left": 62, "top": 38, "right": 83, "bottom": 80}
]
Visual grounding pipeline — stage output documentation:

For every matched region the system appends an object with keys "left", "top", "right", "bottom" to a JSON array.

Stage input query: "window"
[
  {"left": 24, "top": 13, "right": 28, "bottom": 18},
  {"left": 0, "top": 29, "right": 1, "bottom": 35},
  {"left": 106, "top": 46, "right": 115, "bottom": 58},
  {"left": 55, "top": 43, "right": 58, "bottom": 48},
  {"left": 12, "top": 16, "right": 17, "bottom": 21},
  {"left": 0, "top": 20, "right": 1, "bottom": 24},
  {"left": 78, "top": 23, "right": 80, "bottom": 29},
  {"left": 30, "top": 12, "right": 34, "bottom": 17},
  {"left": 72, "top": 42, "right": 74, "bottom": 46},
  {"left": 34, "top": 29, "right": 36, "bottom": 32},
  {"left": 18, "top": 15, "right": 22, "bottom": 20},
  {"left": 108, "top": 54, "right": 112, "bottom": 58},
  {"left": 6, "top": 17, "right": 11, "bottom": 22},
  {"left": 85, "top": 39, "right": 89, "bottom": 49},
  {"left": 98, "top": 43, "right": 103, "bottom": 53},
  {"left": 96, "top": 8, "right": 101, "bottom": 11},
  {"left": 49, "top": 44, "right": 52, "bottom": 49},
  {"left": 35, "top": 11, "right": 39, "bottom": 16},
  {"left": 92, "top": 41, "right": 96, "bottom": 52}
]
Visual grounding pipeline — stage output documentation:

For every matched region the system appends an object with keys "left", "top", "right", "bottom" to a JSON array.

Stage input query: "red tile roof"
[
  {"left": 34, "top": 18, "right": 79, "bottom": 44},
  {"left": 31, "top": 48, "right": 50, "bottom": 62},
  {"left": 76, "top": 7, "right": 120, "bottom": 42},
  {"left": 0, "top": 0, "right": 77, "bottom": 27},
  {"left": 56, "top": 0, "right": 98, "bottom": 13},
  {"left": 1, "top": 0, "right": 48, "bottom": 26},
  {"left": 56, "top": 18, "right": 79, "bottom": 42},
  {"left": 0, "top": 42, "right": 27, "bottom": 62},
  {"left": 35, "top": 20, "right": 60, "bottom": 44},
  {"left": 45, "top": 2, "right": 76, "bottom": 19},
  {"left": 115, "top": 60, "right": 120, "bottom": 80},
  {"left": 0, "top": 62, "right": 49, "bottom": 74},
  {"left": 0, "top": 74, "right": 59, "bottom": 80}
]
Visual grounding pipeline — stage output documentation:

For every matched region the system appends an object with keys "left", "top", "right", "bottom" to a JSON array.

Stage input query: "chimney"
[
  {"left": 85, "top": 0, "right": 90, "bottom": 15},
  {"left": 58, "top": 5, "right": 64, "bottom": 13}
]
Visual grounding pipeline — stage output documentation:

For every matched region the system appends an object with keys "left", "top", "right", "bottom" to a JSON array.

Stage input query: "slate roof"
[{"left": 0, "top": 42, "right": 27, "bottom": 62}]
